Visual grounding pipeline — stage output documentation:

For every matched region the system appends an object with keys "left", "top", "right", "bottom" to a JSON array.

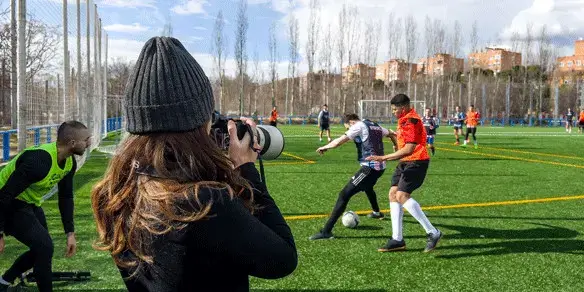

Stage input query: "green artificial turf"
[{"left": 1, "top": 125, "right": 584, "bottom": 291}]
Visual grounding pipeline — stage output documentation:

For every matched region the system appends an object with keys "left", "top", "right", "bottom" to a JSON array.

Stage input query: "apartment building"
[
  {"left": 342, "top": 63, "right": 376, "bottom": 85},
  {"left": 417, "top": 53, "right": 464, "bottom": 76},
  {"left": 375, "top": 59, "right": 417, "bottom": 82},
  {"left": 469, "top": 47, "right": 522, "bottom": 73}
]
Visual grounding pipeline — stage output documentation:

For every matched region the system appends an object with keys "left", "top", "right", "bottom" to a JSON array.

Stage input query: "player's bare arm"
[
  {"left": 365, "top": 143, "right": 416, "bottom": 162},
  {"left": 385, "top": 130, "right": 399, "bottom": 151},
  {"left": 316, "top": 135, "right": 350, "bottom": 155}
]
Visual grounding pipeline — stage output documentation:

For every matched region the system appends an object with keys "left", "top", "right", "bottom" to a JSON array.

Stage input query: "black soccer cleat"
[
  {"left": 377, "top": 238, "right": 406, "bottom": 252},
  {"left": 424, "top": 230, "right": 442, "bottom": 252},
  {"left": 309, "top": 231, "right": 334, "bottom": 241},
  {"left": 366, "top": 211, "right": 384, "bottom": 219}
]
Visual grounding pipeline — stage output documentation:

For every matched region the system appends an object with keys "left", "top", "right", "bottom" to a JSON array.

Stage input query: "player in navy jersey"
[
  {"left": 309, "top": 113, "right": 398, "bottom": 240},
  {"left": 422, "top": 108, "right": 438, "bottom": 156},
  {"left": 451, "top": 106, "right": 465, "bottom": 145},
  {"left": 318, "top": 104, "right": 332, "bottom": 142},
  {"left": 566, "top": 108, "right": 575, "bottom": 133}
]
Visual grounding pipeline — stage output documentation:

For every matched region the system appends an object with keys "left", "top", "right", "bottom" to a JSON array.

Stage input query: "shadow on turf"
[
  {"left": 335, "top": 222, "right": 580, "bottom": 242},
  {"left": 250, "top": 289, "right": 388, "bottom": 292},
  {"left": 436, "top": 239, "right": 584, "bottom": 259},
  {"left": 427, "top": 215, "right": 584, "bottom": 221}
]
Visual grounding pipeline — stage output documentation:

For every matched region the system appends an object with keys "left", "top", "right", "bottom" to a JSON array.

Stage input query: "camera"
[{"left": 210, "top": 111, "right": 285, "bottom": 160}]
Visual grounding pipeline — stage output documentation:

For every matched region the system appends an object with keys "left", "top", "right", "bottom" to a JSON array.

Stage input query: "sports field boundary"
[{"left": 283, "top": 194, "right": 584, "bottom": 221}]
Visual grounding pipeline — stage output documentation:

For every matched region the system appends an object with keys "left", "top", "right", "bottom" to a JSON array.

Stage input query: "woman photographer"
[{"left": 91, "top": 37, "right": 297, "bottom": 292}]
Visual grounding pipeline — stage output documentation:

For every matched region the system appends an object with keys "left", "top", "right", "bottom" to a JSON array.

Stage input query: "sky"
[{"left": 2, "top": 0, "right": 584, "bottom": 81}]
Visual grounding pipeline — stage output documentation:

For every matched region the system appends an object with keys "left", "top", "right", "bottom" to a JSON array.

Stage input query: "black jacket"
[{"left": 117, "top": 162, "right": 297, "bottom": 291}]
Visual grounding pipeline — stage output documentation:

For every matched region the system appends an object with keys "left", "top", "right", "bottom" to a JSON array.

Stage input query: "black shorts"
[
  {"left": 454, "top": 125, "right": 463, "bottom": 130},
  {"left": 579, "top": 121, "right": 584, "bottom": 127},
  {"left": 320, "top": 123, "right": 330, "bottom": 131},
  {"left": 347, "top": 166, "right": 385, "bottom": 192},
  {"left": 391, "top": 160, "right": 429, "bottom": 194},
  {"left": 269, "top": 121, "right": 277, "bottom": 127}
]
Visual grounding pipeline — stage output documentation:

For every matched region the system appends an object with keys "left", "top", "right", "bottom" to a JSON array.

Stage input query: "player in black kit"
[{"left": 422, "top": 108, "right": 438, "bottom": 156}]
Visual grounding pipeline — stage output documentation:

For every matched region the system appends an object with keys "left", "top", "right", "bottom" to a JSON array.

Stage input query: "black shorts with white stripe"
[{"left": 348, "top": 166, "right": 385, "bottom": 192}]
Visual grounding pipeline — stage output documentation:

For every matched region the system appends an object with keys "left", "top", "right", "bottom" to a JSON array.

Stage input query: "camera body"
[{"left": 211, "top": 111, "right": 284, "bottom": 160}]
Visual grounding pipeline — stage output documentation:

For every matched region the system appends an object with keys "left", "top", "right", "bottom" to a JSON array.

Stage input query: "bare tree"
[
  {"left": 424, "top": 16, "right": 434, "bottom": 107},
  {"left": 212, "top": 10, "right": 227, "bottom": 113},
  {"left": 404, "top": 15, "right": 417, "bottom": 97},
  {"left": 537, "top": 25, "right": 551, "bottom": 118},
  {"left": 386, "top": 15, "right": 402, "bottom": 98},
  {"left": 336, "top": 4, "right": 347, "bottom": 113},
  {"left": 306, "top": 0, "right": 320, "bottom": 113},
  {"left": 468, "top": 21, "right": 478, "bottom": 109},
  {"left": 346, "top": 6, "right": 360, "bottom": 112},
  {"left": 250, "top": 48, "right": 260, "bottom": 115},
  {"left": 523, "top": 23, "right": 533, "bottom": 120},
  {"left": 107, "top": 57, "right": 134, "bottom": 96},
  {"left": 446, "top": 20, "right": 463, "bottom": 119},
  {"left": 234, "top": 0, "right": 248, "bottom": 115},
  {"left": 268, "top": 21, "right": 277, "bottom": 108},
  {"left": 319, "top": 23, "right": 332, "bottom": 106},
  {"left": 287, "top": 1, "right": 299, "bottom": 115}
]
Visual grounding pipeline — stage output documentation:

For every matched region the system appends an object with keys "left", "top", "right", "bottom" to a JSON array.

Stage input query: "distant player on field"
[
  {"left": 578, "top": 109, "right": 584, "bottom": 134},
  {"left": 318, "top": 104, "right": 332, "bottom": 142},
  {"left": 422, "top": 108, "right": 438, "bottom": 156},
  {"left": 269, "top": 106, "right": 278, "bottom": 127},
  {"left": 566, "top": 108, "right": 574, "bottom": 133},
  {"left": 452, "top": 106, "right": 465, "bottom": 145},
  {"left": 366, "top": 94, "right": 442, "bottom": 252},
  {"left": 309, "top": 113, "right": 398, "bottom": 240},
  {"left": 463, "top": 105, "right": 479, "bottom": 149}
]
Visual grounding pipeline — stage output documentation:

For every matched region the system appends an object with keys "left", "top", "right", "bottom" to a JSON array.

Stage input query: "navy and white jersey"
[
  {"left": 567, "top": 111, "right": 574, "bottom": 121},
  {"left": 345, "top": 120, "right": 388, "bottom": 170},
  {"left": 318, "top": 110, "right": 330, "bottom": 124},
  {"left": 422, "top": 115, "right": 438, "bottom": 135},
  {"left": 452, "top": 112, "right": 465, "bottom": 127}
]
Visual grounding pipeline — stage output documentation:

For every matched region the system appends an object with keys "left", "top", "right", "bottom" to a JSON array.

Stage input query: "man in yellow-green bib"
[{"left": 0, "top": 121, "right": 91, "bottom": 292}]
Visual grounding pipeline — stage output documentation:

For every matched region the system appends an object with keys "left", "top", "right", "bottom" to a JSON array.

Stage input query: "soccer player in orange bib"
[
  {"left": 366, "top": 94, "right": 442, "bottom": 253},
  {"left": 463, "top": 105, "right": 479, "bottom": 149}
]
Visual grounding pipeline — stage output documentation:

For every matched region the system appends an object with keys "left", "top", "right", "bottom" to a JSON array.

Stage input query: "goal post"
[{"left": 358, "top": 99, "right": 426, "bottom": 125}]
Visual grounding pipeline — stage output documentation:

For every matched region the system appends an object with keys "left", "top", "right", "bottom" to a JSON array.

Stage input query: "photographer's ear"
[{"left": 206, "top": 120, "right": 212, "bottom": 134}]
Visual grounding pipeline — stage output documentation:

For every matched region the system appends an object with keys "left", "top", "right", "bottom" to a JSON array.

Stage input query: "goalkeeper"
[{"left": 0, "top": 121, "right": 91, "bottom": 292}]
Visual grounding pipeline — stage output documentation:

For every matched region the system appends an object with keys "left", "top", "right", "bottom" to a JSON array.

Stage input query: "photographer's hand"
[{"left": 228, "top": 118, "right": 261, "bottom": 168}]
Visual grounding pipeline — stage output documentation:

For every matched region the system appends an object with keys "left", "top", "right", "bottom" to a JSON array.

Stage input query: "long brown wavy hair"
[{"left": 91, "top": 124, "right": 254, "bottom": 274}]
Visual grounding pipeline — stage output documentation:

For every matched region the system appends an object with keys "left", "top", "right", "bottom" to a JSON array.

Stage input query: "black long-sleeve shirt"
[
  {"left": 0, "top": 150, "right": 76, "bottom": 235},
  {"left": 118, "top": 162, "right": 297, "bottom": 292}
]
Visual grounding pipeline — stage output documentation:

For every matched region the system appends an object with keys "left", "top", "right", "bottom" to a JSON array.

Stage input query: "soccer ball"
[{"left": 342, "top": 211, "right": 360, "bottom": 228}]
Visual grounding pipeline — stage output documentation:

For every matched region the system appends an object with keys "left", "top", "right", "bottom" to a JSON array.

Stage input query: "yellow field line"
[
  {"left": 282, "top": 152, "right": 315, "bottom": 163},
  {"left": 436, "top": 142, "right": 584, "bottom": 161},
  {"left": 283, "top": 194, "right": 584, "bottom": 221},
  {"left": 261, "top": 161, "right": 316, "bottom": 166},
  {"left": 436, "top": 147, "right": 584, "bottom": 169},
  {"left": 259, "top": 152, "right": 316, "bottom": 166}
]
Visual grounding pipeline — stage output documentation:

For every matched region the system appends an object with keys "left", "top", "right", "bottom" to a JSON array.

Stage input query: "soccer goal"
[{"left": 358, "top": 99, "right": 426, "bottom": 124}]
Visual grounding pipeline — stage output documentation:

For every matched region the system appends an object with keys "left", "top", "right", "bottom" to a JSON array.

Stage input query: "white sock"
[
  {"left": 390, "top": 202, "right": 403, "bottom": 241},
  {"left": 0, "top": 277, "right": 10, "bottom": 285},
  {"left": 403, "top": 198, "right": 438, "bottom": 234}
]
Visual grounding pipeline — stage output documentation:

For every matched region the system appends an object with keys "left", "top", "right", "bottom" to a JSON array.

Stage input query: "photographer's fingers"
[
  {"left": 227, "top": 120, "right": 242, "bottom": 147},
  {"left": 240, "top": 117, "right": 262, "bottom": 151}
]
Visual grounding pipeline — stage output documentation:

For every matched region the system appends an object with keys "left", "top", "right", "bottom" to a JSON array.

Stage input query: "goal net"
[{"left": 358, "top": 100, "right": 426, "bottom": 125}]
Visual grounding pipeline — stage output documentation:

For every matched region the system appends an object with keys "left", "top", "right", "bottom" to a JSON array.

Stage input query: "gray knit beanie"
[{"left": 124, "top": 36, "right": 214, "bottom": 134}]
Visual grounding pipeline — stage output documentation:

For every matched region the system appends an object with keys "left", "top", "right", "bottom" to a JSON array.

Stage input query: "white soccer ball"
[{"left": 342, "top": 211, "right": 360, "bottom": 228}]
